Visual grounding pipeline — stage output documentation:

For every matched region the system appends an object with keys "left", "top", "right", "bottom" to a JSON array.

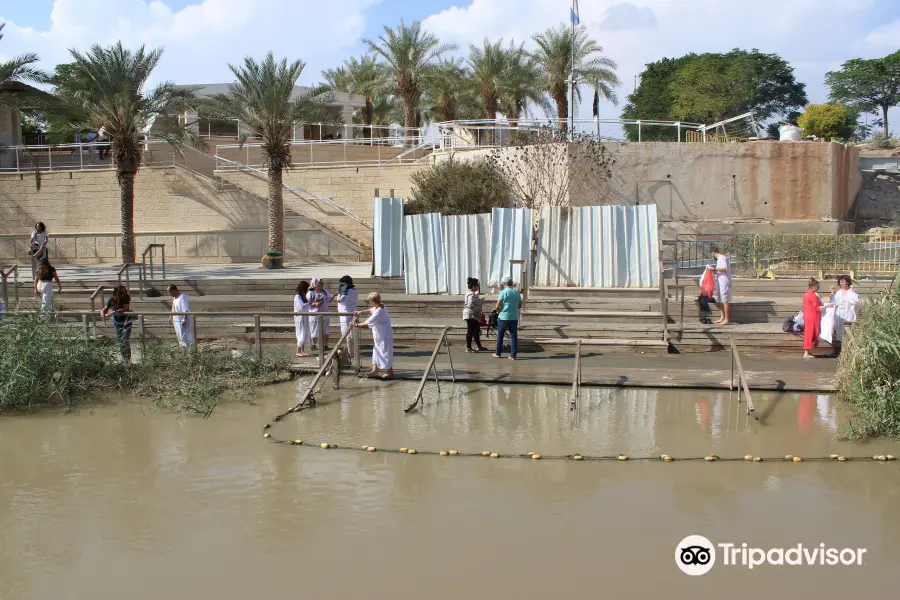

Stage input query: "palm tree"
[
  {"left": 468, "top": 39, "right": 508, "bottom": 120},
  {"left": 364, "top": 20, "right": 455, "bottom": 132},
  {"left": 532, "top": 23, "right": 620, "bottom": 128},
  {"left": 209, "top": 53, "right": 331, "bottom": 255},
  {"left": 0, "top": 24, "right": 49, "bottom": 99},
  {"left": 53, "top": 43, "right": 200, "bottom": 263},
  {"left": 423, "top": 58, "right": 479, "bottom": 123},
  {"left": 322, "top": 55, "right": 383, "bottom": 139},
  {"left": 498, "top": 43, "right": 549, "bottom": 127}
]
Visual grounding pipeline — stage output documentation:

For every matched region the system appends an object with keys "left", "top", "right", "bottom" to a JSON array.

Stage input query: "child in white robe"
[
  {"left": 293, "top": 280, "right": 311, "bottom": 357},
  {"left": 355, "top": 292, "right": 393, "bottom": 379},
  {"left": 167, "top": 284, "right": 194, "bottom": 348}
]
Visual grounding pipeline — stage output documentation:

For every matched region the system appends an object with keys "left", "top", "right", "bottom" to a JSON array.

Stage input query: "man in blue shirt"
[{"left": 492, "top": 276, "right": 522, "bottom": 360}]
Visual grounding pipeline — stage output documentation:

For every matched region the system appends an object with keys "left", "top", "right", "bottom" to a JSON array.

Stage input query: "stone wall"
[
  {"left": 0, "top": 167, "right": 357, "bottom": 263},
  {"left": 855, "top": 171, "right": 900, "bottom": 231}
]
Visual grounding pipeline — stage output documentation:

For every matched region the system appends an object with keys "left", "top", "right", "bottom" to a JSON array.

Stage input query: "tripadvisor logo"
[{"left": 675, "top": 535, "right": 867, "bottom": 575}]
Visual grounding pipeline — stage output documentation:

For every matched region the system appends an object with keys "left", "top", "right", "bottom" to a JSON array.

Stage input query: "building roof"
[{"left": 182, "top": 83, "right": 365, "bottom": 109}]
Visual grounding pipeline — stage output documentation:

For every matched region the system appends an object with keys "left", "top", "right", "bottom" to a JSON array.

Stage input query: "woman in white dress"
[
  {"left": 354, "top": 292, "right": 393, "bottom": 379},
  {"left": 828, "top": 275, "right": 860, "bottom": 357},
  {"left": 710, "top": 247, "right": 733, "bottom": 325},
  {"left": 293, "top": 280, "right": 311, "bottom": 357},
  {"left": 307, "top": 278, "right": 332, "bottom": 350},
  {"left": 334, "top": 275, "right": 359, "bottom": 349}
]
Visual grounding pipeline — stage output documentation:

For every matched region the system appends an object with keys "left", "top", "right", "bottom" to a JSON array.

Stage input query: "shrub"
[
  {"left": 868, "top": 133, "right": 898, "bottom": 150},
  {"left": 797, "top": 103, "right": 857, "bottom": 140},
  {"left": 837, "top": 286, "right": 900, "bottom": 439},
  {"left": 406, "top": 156, "right": 512, "bottom": 215}
]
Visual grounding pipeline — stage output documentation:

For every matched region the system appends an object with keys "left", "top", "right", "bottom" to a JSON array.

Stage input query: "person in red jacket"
[{"left": 802, "top": 279, "right": 832, "bottom": 359}]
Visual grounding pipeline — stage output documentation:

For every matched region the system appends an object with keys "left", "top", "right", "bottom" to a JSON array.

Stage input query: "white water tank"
[{"left": 779, "top": 124, "right": 802, "bottom": 141}]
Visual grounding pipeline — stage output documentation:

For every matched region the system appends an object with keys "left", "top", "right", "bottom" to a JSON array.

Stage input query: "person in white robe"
[
  {"left": 307, "top": 278, "right": 332, "bottom": 349},
  {"left": 293, "top": 280, "right": 311, "bottom": 357},
  {"left": 334, "top": 275, "right": 359, "bottom": 351},
  {"left": 167, "top": 284, "right": 195, "bottom": 348},
  {"left": 710, "top": 247, "right": 733, "bottom": 325},
  {"left": 828, "top": 275, "right": 861, "bottom": 356},
  {"left": 354, "top": 292, "right": 393, "bottom": 379}
]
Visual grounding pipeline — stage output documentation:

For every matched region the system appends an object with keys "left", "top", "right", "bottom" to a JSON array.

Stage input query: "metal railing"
[
  {"left": 570, "top": 340, "right": 583, "bottom": 410},
  {"left": 674, "top": 233, "right": 900, "bottom": 289},
  {"left": 0, "top": 140, "right": 178, "bottom": 173},
  {"left": 141, "top": 244, "right": 167, "bottom": 281},
  {"left": 215, "top": 136, "right": 436, "bottom": 169},
  {"left": 405, "top": 327, "right": 456, "bottom": 413},
  {"left": 1, "top": 265, "right": 20, "bottom": 308},
  {"left": 117, "top": 263, "right": 145, "bottom": 298},
  {"left": 729, "top": 334, "right": 758, "bottom": 419}
]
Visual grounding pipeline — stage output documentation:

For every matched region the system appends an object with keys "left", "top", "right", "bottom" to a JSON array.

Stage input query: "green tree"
[
  {"left": 423, "top": 58, "right": 479, "bottom": 123},
  {"left": 0, "top": 23, "right": 50, "bottom": 111},
  {"left": 322, "top": 55, "right": 384, "bottom": 138},
  {"left": 52, "top": 43, "right": 199, "bottom": 263},
  {"left": 797, "top": 103, "right": 859, "bottom": 140},
  {"left": 498, "top": 43, "right": 548, "bottom": 126},
  {"left": 532, "top": 23, "right": 620, "bottom": 126},
  {"left": 826, "top": 51, "right": 900, "bottom": 137},
  {"left": 406, "top": 156, "right": 512, "bottom": 215},
  {"left": 364, "top": 20, "right": 455, "bottom": 131},
  {"left": 622, "top": 50, "right": 807, "bottom": 141},
  {"left": 208, "top": 53, "right": 331, "bottom": 255}
]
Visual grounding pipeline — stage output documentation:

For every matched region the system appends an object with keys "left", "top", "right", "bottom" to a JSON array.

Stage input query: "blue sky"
[{"left": 2, "top": 0, "right": 899, "bottom": 124}]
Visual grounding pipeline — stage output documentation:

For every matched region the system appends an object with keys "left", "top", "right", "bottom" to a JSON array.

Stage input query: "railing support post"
[
  {"left": 353, "top": 315, "right": 361, "bottom": 374},
  {"left": 444, "top": 335, "right": 456, "bottom": 383},
  {"left": 190, "top": 314, "right": 198, "bottom": 348},
  {"left": 255, "top": 314, "right": 263, "bottom": 362},
  {"left": 317, "top": 315, "right": 325, "bottom": 366},
  {"left": 139, "top": 315, "right": 145, "bottom": 351}
]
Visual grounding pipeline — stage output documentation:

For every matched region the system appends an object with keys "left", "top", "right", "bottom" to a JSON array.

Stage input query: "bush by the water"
[
  {"left": 837, "top": 286, "right": 900, "bottom": 439},
  {"left": 405, "top": 157, "right": 511, "bottom": 215},
  {"left": 0, "top": 315, "right": 290, "bottom": 415}
]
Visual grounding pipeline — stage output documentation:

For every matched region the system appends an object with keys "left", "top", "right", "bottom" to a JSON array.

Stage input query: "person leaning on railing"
[{"left": 101, "top": 285, "right": 135, "bottom": 363}]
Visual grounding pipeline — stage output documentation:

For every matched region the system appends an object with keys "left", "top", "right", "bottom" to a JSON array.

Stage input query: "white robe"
[
  {"left": 830, "top": 288, "right": 860, "bottom": 342},
  {"left": 365, "top": 306, "right": 394, "bottom": 369},
  {"left": 337, "top": 289, "right": 359, "bottom": 341},
  {"left": 714, "top": 255, "right": 732, "bottom": 303},
  {"left": 172, "top": 293, "right": 194, "bottom": 347},
  {"left": 293, "top": 294, "right": 310, "bottom": 349},
  {"left": 307, "top": 290, "right": 331, "bottom": 340}
]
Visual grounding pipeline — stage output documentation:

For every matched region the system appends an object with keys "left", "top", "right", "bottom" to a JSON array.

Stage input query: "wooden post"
[
  {"left": 190, "top": 313, "right": 198, "bottom": 348},
  {"left": 138, "top": 315, "right": 145, "bottom": 349},
  {"left": 729, "top": 334, "right": 735, "bottom": 392},
  {"left": 432, "top": 362, "right": 441, "bottom": 393},
  {"left": 353, "top": 316, "right": 361, "bottom": 375},
  {"left": 82, "top": 313, "right": 90, "bottom": 337},
  {"left": 255, "top": 314, "right": 262, "bottom": 362},
  {"left": 444, "top": 334, "right": 456, "bottom": 383},
  {"left": 317, "top": 315, "right": 325, "bottom": 366}
]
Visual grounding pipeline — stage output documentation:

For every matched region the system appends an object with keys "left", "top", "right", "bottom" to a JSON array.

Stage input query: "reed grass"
[
  {"left": 837, "top": 285, "right": 900, "bottom": 439},
  {"left": 0, "top": 315, "right": 290, "bottom": 416}
]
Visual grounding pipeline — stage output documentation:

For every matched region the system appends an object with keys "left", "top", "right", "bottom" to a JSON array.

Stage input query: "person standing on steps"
[
  {"left": 167, "top": 284, "right": 195, "bottom": 348},
  {"left": 334, "top": 275, "right": 358, "bottom": 352},
  {"left": 307, "top": 278, "right": 331, "bottom": 350},
  {"left": 710, "top": 247, "right": 733, "bottom": 325},
  {"left": 354, "top": 292, "right": 394, "bottom": 379},
  {"left": 101, "top": 285, "right": 135, "bottom": 363},
  {"left": 293, "top": 280, "right": 311, "bottom": 357},
  {"left": 463, "top": 277, "right": 487, "bottom": 352},
  {"left": 492, "top": 276, "right": 521, "bottom": 361},
  {"left": 827, "top": 275, "right": 860, "bottom": 357},
  {"left": 29, "top": 221, "right": 50, "bottom": 276},
  {"left": 802, "top": 278, "right": 832, "bottom": 359},
  {"left": 33, "top": 257, "right": 61, "bottom": 314}
]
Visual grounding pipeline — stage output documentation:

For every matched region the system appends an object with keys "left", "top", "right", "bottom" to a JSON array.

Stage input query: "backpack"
[
  {"left": 782, "top": 316, "right": 794, "bottom": 333},
  {"left": 488, "top": 310, "right": 499, "bottom": 328}
]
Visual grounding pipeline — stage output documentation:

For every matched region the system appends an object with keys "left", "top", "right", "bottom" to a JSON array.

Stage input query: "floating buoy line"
[{"left": 261, "top": 423, "right": 896, "bottom": 463}]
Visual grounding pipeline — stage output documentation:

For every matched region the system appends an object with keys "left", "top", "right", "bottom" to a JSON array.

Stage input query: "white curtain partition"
[
  {"left": 443, "top": 214, "right": 491, "bottom": 295},
  {"left": 488, "top": 207, "right": 532, "bottom": 288},
  {"left": 372, "top": 197, "right": 403, "bottom": 277},
  {"left": 534, "top": 205, "right": 660, "bottom": 288},
  {"left": 402, "top": 213, "right": 447, "bottom": 294}
]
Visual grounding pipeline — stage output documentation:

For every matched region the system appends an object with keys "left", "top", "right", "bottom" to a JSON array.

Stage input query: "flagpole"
[{"left": 569, "top": 0, "right": 576, "bottom": 140}]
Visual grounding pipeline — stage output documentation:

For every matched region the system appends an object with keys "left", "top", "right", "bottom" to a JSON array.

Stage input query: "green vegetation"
[
  {"left": 406, "top": 157, "right": 511, "bottom": 215},
  {"left": 50, "top": 44, "right": 201, "bottom": 263},
  {"left": 0, "top": 316, "right": 290, "bottom": 416},
  {"left": 0, "top": 22, "right": 50, "bottom": 111},
  {"left": 826, "top": 51, "right": 900, "bottom": 138},
  {"left": 206, "top": 53, "right": 332, "bottom": 253},
  {"left": 797, "top": 103, "right": 859, "bottom": 140},
  {"left": 322, "top": 55, "right": 385, "bottom": 137},
  {"left": 719, "top": 234, "right": 867, "bottom": 276},
  {"left": 838, "top": 286, "right": 900, "bottom": 440},
  {"left": 621, "top": 50, "right": 807, "bottom": 141}
]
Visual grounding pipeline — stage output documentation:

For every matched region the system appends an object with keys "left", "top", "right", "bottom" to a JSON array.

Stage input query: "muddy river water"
[{"left": 2, "top": 381, "right": 899, "bottom": 599}]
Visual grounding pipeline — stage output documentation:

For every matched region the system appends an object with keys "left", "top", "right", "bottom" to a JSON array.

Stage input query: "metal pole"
[
  {"left": 568, "top": 0, "right": 576, "bottom": 140},
  {"left": 730, "top": 335, "right": 735, "bottom": 391},
  {"left": 1, "top": 274, "right": 7, "bottom": 309},
  {"left": 255, "top": 314, "right": 263, "bottom": 362},
  {"left": 317, "top": 315, "right": 325, "bottom": 366},
  {"left": 444, "top": 334, "right": 456, "bottom": 383},
  {"left": 190, "top": 314, "right": 198, "bottom": 348},
  {"left": 139, "top": 315, "right": 145, "bottom": 349},
  {"left": 353, "top": 315, "right": 361, "bottom": 374},
  {"left": 432, "top": 362, "right": 441, "bottom": 393},
  {"left": 161, "top": 246, "right": 166, "bottom": 280},
  {"left": 82, "top": 314, "right": 90, "bottom": 337}
]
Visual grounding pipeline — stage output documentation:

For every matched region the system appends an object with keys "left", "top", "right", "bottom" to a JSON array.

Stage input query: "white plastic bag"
[{"left": 779, "top": 124, "right": 802, "bottom": 141}]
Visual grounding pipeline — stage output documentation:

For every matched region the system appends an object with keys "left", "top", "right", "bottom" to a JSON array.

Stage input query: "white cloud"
[
  {"left": 424, "top": 0, "right": 887, "bottom": 121},
  {"left": 865, "top": 18, "right": 900, "bottom": 49},
  {"left": 0, "top": 0, "right": 381, "bottom": 86},
  {"left": 599, "top": 4, "right": 657, "bottom": 32}
]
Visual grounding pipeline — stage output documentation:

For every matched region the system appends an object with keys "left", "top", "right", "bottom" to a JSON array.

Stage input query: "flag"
[
  {"left": 592, "top": 87, "right": 599, "bottom": 118},
  {"left": 571, "top": 0, "right": 580, "bottom": 25}
]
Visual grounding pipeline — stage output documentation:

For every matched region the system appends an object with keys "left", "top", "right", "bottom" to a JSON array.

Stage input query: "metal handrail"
[
  {"left": 570, "top": 340, "right": 582, "bottom": 410},
  {"left": 405, "top": 327, "right": 455, "bottom": 413},
  {"left": 141, "top": 244, "right": 167, "bottom": 281},
  {"left": 214, "top": 155, "right": 372, "bottom": 231},
  {"left": 1, "top": 265, "right": 20, "bottom": 308},
  {"left": 729, "top": 334, "right": 758, "bottom": 419},
  {"left": 117, "top": 263, "right": 144, "bottom": 299}
]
